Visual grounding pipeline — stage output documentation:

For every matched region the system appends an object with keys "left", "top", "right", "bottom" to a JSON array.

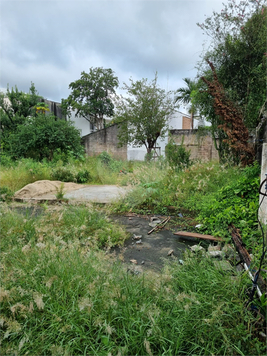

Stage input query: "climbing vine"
[{"left": 201, "top": 61, "right": 255, "bottom": 166}]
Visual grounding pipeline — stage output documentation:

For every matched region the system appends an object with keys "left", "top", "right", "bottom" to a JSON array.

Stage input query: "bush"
[
  {"left": 51, "top": 167, "right": 76, "bottom": 182},
  {"left": 76, "top": 169, "right": 91, "bottom": 183},
  {"left": 165, "top": 137, "right": 191, "bottom": 171},
  {"left": 8, "top": 114, "right": 83, "bottom": 161},
  {"left": 98, "top": 151, "right": 112, "bottom": 165},
  {"left": 0, "top": 186, "right": 14, "bottom": 201},
  {"left": 197, "top": 162, "right": 261, "bottom": 241}
]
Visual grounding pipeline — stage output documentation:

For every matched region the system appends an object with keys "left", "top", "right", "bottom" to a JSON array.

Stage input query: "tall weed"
[{"left": 0, "top": 205, "right": 265, "bottom": 356}]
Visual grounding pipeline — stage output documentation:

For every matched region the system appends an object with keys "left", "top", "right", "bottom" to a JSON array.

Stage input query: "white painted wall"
[
  {"left": 127, "top": 111, "right": 191, "bottom": 161},
  {"left": 67, "top": 110, "right": 91, "bottom": 137}
]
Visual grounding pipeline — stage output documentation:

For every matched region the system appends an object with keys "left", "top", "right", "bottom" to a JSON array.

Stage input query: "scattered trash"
[
  {"left": 167, "top": 249, "right": 174, "bottom": 256},
  {"left": 179, "top": 259, "right": 184, "bottom": 265},
  {"left": 178, "top": 213, "right": 183, "bottom": 218},
  {"left": 195, "top": 224, "right": 202, "bottom": 228},
  {"left": 141, "top": 260, "right": 145, "bottom": 265},
  {"left": 136, "top": 240, "right": 142, "bottom": 244},
  {"left": 148, "top": 216, "right": 170, "bottom": 235}
]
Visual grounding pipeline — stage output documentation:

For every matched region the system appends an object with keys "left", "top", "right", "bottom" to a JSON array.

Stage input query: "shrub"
[
  {"left": 165, "top": 137, "right": 191, "bottom": 171},
  {"left": 8, "top": 114, "right": 83, "bottom": 161},
  {"left": 76, "top": 169, "right": 91, "bottom": 183},
  {"left": 98, "top": 151, "right": 112, "bottom": 165},
  {"left": 51, "top": 167, "right": 76, "bottom": 182},
  {"left": 0, "top": 186, "right": 14, "bottom": 201}
]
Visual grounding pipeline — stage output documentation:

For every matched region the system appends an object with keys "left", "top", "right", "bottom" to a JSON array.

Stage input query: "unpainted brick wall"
[
  {"left": 182, "top": 116, "right": 192, "bottom": 129},
  {"left": 169, "top": 129, "right": 219, "bottom": 161},
  {"left": 82, "top": 124, "right": 127, "bottom": 160}
]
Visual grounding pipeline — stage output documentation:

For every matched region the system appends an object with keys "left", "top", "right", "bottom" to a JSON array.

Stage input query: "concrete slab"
[{"left": 64, "top": 185, "right": 129, "bottom": 203}]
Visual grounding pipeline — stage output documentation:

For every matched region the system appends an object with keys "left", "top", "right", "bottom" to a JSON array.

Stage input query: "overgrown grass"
[
  {"left": 0, "top": 153, "right": 131, "bottom": 194},
  {"left": 0, "top": 203, "right": 265, "bottom": 355}
]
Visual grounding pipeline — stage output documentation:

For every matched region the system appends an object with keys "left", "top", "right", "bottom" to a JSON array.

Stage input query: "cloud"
[{"left": 0, "top": 0, "right": 223, "bottom": 102}]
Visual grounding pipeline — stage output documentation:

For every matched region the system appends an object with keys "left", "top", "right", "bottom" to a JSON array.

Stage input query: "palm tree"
[{"left": 175, "top": 78, "right": 197, "bottom": 129}]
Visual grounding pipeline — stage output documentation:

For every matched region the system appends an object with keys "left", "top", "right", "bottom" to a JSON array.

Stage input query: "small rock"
[
  {"left": 208, "top": 250, "right": 223, "bottom": 258},
  {"left": 208, "top": 245, "right": 221, "bottom": 252},
  {"left": 133, "top": 234, "right": 142, "bottom": 240},
  {"left": 190, "top": 245, "right": 205, "bottom": 253},
  {"left": 222, "top": 244, "right": 236, "bottom": 259},
  {"left": 130, "top": 259, "right": 138, "bottom": 264},
  {"left": 167, "top": 249, "right": 174, "bottom": 256},
  {"left": 214, "top": 260, "right": 233, "bottom": 271},
  {"left": 149, "top": 217, "right": 161, "bottom": 227}
]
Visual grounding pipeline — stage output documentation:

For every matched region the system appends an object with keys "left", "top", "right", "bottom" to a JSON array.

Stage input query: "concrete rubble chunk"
[
  {"left": 208, "top": 245, "right": 221, "bottom": 252},
  {"left": 208, "top": 250, "right": 223, "bottom": 258},
  {"left": 149, "top": 217, "right": 161, "bottom": 227},
  {"left": 190, "top": 245, "right": 205, "bottom": 253}
]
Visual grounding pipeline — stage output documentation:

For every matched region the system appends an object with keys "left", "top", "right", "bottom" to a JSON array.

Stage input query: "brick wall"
[
  {"left": 182, "top": 116, "right": 192, "bottom": 129},
  {"left": 169, "top": 129, "right": 219, "bottom": 161},
  {"left": 82, "top": 124, "right": 127, "bottom": 160}
]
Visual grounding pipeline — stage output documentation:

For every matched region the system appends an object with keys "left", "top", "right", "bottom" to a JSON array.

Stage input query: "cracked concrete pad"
[{"left": 64, "top": 185, "right": 129, "bottom": 203}]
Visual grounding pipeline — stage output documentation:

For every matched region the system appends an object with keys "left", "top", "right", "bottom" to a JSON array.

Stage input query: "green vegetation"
[
  {"left": 0, "top": 154, "right": 266, "bottom": 355},
  {"left": 62, "top": 67, "right": 119, "bottom": 130},
  {"left": 114, "top": 74, "right": 175, "bottom": 156},
  {"left": 0, "top": 203, "right": 265, "bottom": 356},
  {"left": 1, "top": 2, "right": 266, "bottom": 353}
]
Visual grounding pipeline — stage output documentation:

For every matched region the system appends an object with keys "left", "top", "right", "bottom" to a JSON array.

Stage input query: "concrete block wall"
[
  {"left": 82, "top": 124, "right": 127, "bottom": 160},
  {"left": 169, "top": 129, "right": 219, "bottom": 162}
]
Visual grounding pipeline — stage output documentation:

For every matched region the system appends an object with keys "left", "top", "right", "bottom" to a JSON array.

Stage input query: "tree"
[
  {"left": 194, "top": 1, "right": 266, "bottom": 162},
  {"left": 8, "top": 114, "right": 83, "bottom": 161},
  {"left": 62, "top": 67, "right": 119, "bottom": 131},
  {"left": 175, "top": 78, "right": 198, "bottom": 129},
  {"left": 201, "top": 60, "right": 254, "bottom": 166},
  {"left": 0, "top": 83, "right": 40, "bottom": 136},
  {"left": 114, "top": 75, "right": 175, "bottom": 155},
  {"left": 197, "top": 0, "right": 265, "bottom": 50},
  {"left": 197, "top": 1, "right": 266, "bottom": 129}
]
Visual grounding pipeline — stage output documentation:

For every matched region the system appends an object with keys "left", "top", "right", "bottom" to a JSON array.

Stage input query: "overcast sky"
[{"left": 1, "top": 0, "right": 223, "bottom": 105}]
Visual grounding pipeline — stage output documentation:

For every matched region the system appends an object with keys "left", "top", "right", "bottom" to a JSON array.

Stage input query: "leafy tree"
[
  {"left": 197, "top": 0, "right": 265, "bottom": 50},
  {"left": 8, "top": 114, "right": 83, "bottom": 161},
  {"left": 195, "top": 0, "right": 266, "bottom": 162},
  {"left": 197, "top": 1, "right": 266, "bottom": 129},
  {"left": 114, "top": 74, "right": 175, "bottom": 155},
  {"left": 175, "top": 78, "right": 198, "bottom": 129},
  {"left": 0, "top": 83, "right": 41, "bottom": 147},
  {"left": 62, "top": 67, "right": 119, "bottom": 131}
]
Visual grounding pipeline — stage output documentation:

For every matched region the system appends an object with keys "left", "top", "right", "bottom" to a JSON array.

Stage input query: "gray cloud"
[{"left": 1, "top": 0, "right": 223, "bottom": 102}]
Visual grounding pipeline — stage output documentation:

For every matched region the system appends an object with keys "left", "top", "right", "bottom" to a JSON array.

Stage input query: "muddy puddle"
[
  {"left": 7, "top": 205, "right": 199, "bottom": 273},
  {"left": 112, "top": 215, "right": 198, "bottom": 272}
]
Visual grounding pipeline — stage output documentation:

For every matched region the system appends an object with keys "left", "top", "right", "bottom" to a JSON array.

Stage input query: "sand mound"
[{"left": 14, "top": 180, "right": 85, "bottom": 199}]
